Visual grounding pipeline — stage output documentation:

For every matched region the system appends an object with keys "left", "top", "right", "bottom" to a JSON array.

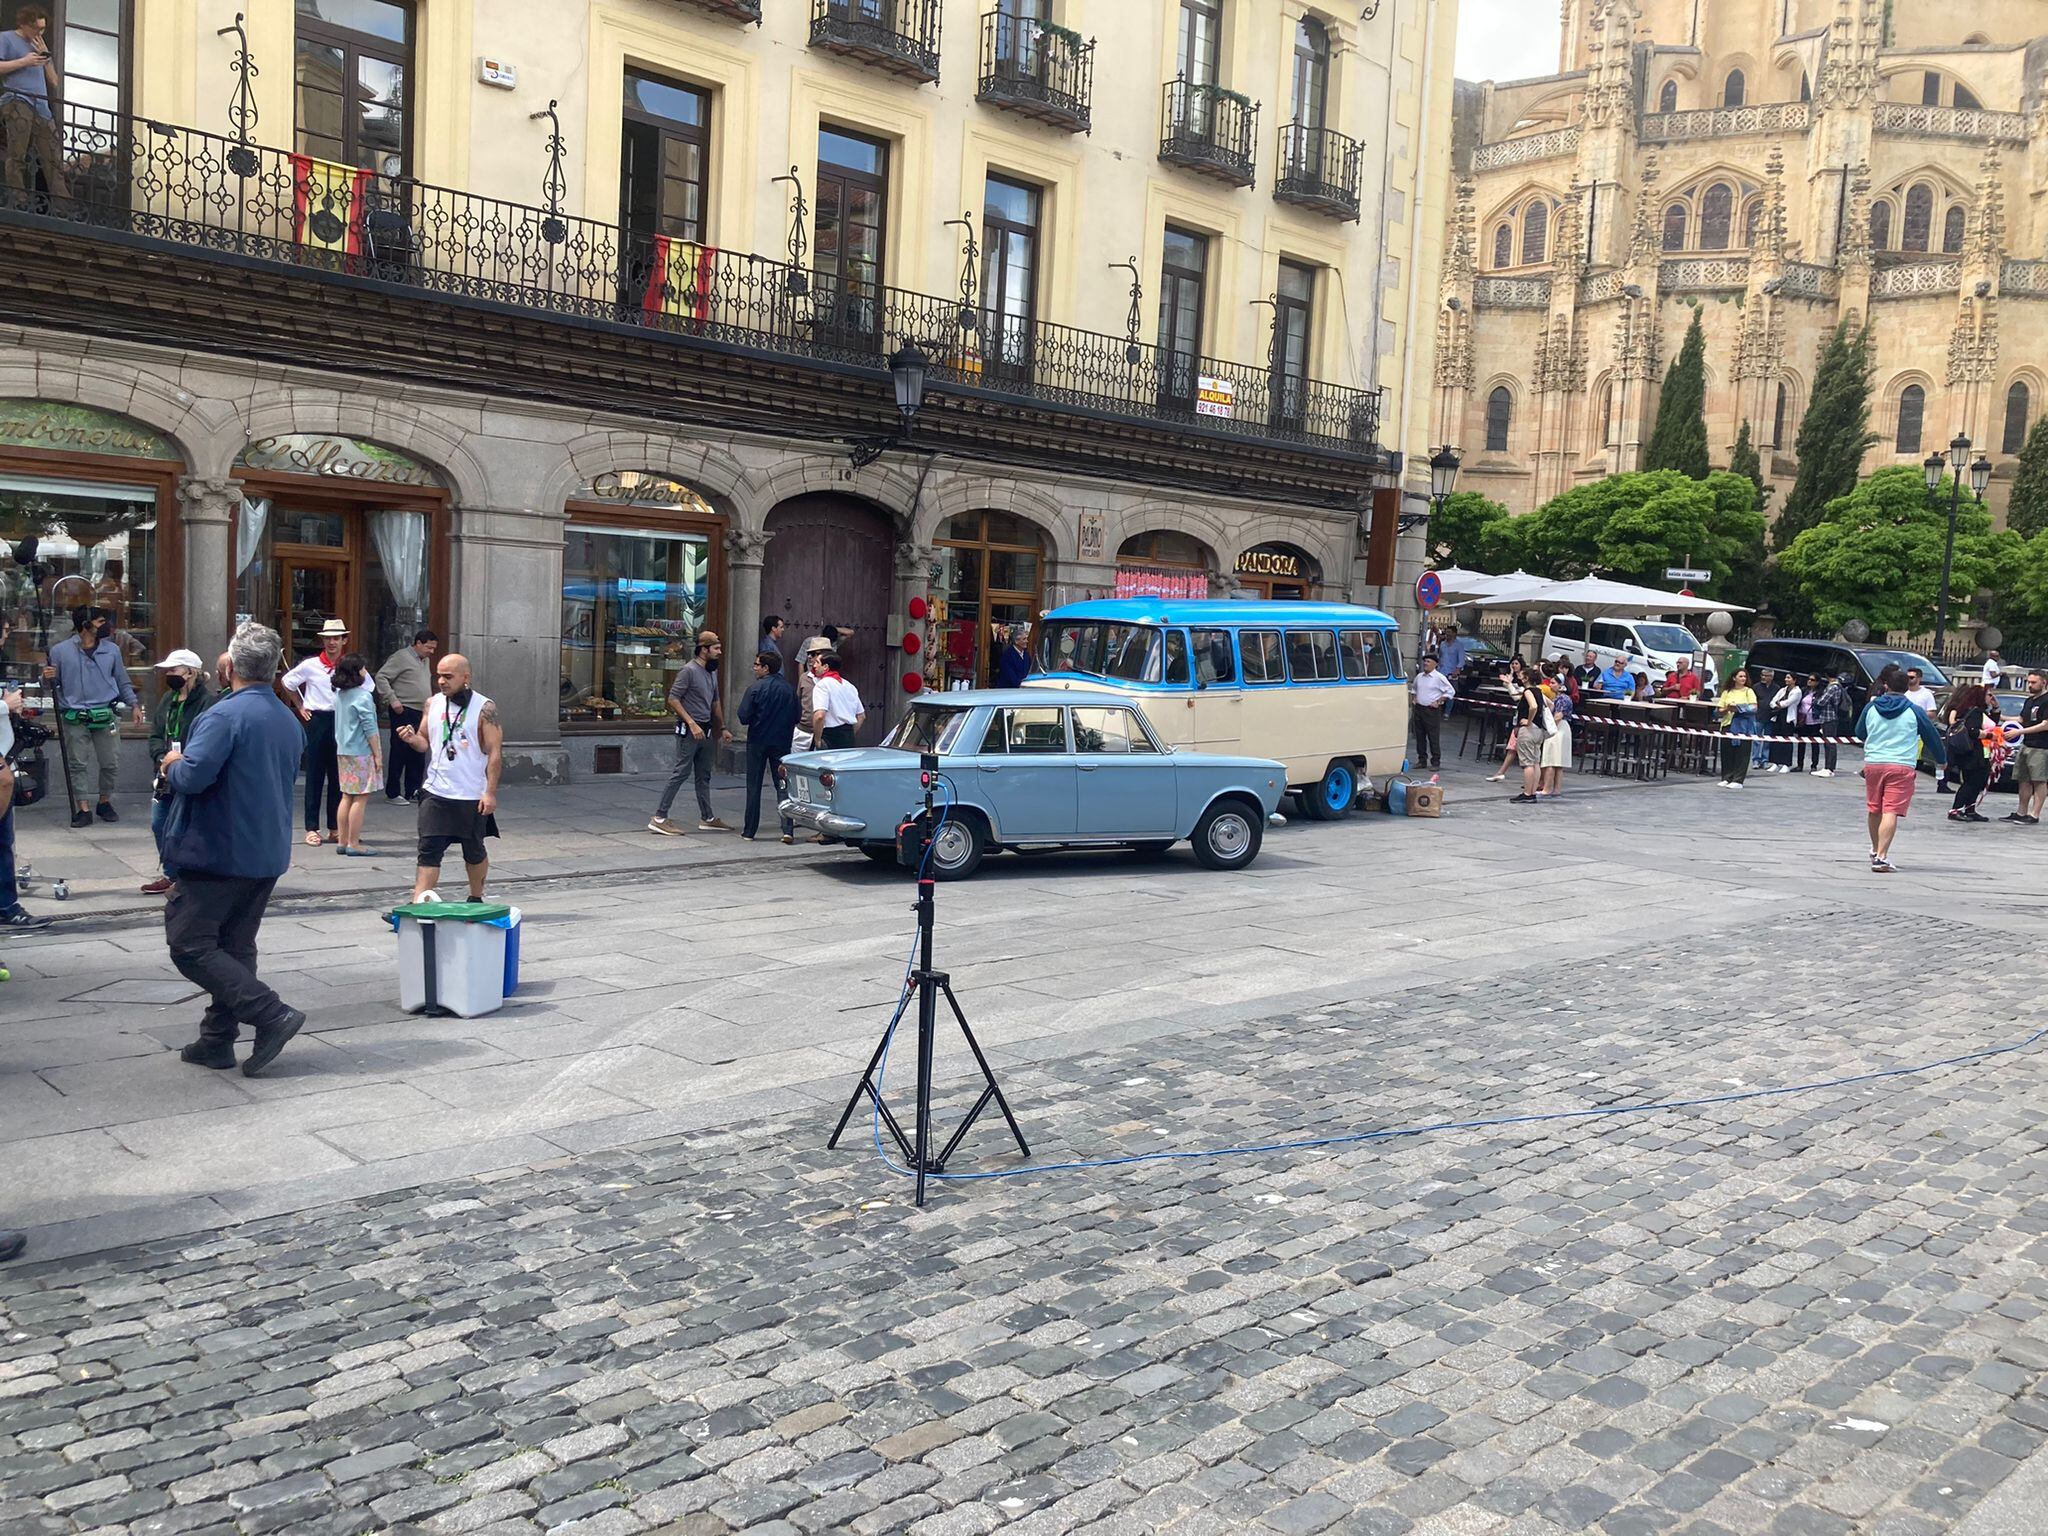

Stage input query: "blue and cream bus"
[{"left": 1028, "top": 599, "right": 1407, "bottom": 819}]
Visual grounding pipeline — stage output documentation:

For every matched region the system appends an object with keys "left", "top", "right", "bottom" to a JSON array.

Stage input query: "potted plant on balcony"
[{"left": 1034, "top": 18, "right": 1084, "bottom": 50}]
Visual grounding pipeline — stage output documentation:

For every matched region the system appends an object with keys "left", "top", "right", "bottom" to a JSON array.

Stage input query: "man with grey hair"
[{"left": 157, "top": 624, "right": 309, "bottom": 1077}]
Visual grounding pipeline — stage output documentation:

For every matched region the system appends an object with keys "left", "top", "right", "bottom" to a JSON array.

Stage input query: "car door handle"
[
  {"left": 1077, "top": 763, "right": 1098, "bottom": 771},
  {"left": 978, "top": 764, "right": 1002, "bottom": 772}
]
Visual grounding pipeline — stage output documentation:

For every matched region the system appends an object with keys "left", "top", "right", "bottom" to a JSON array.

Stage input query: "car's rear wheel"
[
  {"left": 926, "top": 815, "right": 986, "bottom": 880},
  {"left": 1301, "top": 760, "right": 1357, "bottom": 821},
  {"left": 1191, "top": 798, "right": 1262, "bottom": 871}
]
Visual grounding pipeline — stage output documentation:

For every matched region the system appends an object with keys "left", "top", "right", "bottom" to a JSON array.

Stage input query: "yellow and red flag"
[
  {"left": 290, "top": 154, "right": 372, "bottom": 256},
  {"left": 642, "top": 235, "right": 718, "bottom": 322}
]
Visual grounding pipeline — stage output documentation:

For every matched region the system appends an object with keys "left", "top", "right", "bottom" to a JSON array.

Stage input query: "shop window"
[
  {"left": 1116, "top": 529, "right": 1210, "bottom": 599},
  {"left": 1895, "top": 384, "right": 1924, "bottom": 454},
  {"left": 2004, "top": 381, "right": 2031, "bottom": 454},
  {"left": 0, "top": 471, "right": 159, "bottom": 707},
  {"left": 295, "top": 0, "right": 413, "bottom": 178},
  {"left": 1486, "top": 386, "right": 1512, "bottom": 452},
  {"left": 560, "top": 522, "right": 714, "bottom": 724}
]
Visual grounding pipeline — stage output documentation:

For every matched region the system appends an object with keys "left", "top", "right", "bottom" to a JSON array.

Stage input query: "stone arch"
[
  {"left": 744, "top": 454, "right": 923, "bottom": 534},
  {"left": 0, "top": 351, "right": 229, "bottom": 473},
  {"left": 1225, "top": 515, "right": 1348, "bottom": 588},
  {"left": 1587, "top": 368, "right": 1617, "bottom": 451},
  {"left": 916, "top": 475, "right": 1075, "bottom": 562},
  {"left": 1882, "top": 371, "right": 1936, "bottom": 455},
  {"left": 239, "top": 391, "right": 490, "bottom": 507},
  {"left": 1107, "top": 502, "right": 1234, "bottom": 572},
  {"left": 1480, "top": 375, "right": 1521, "bottom": 455},
  {"left": 543, "top": 430, "right": 751, "bottom": 525}
]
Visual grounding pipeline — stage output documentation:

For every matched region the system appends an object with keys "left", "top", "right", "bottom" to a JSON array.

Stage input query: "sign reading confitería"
[
  {"left": 0, "top": 400, "right": 173, "bottom": 459},
  {"left": 238, "top": 434, "right": 440, "bottom": 487},
  {"left": 575, "top": 471, "right": 715, "bottom": 514}
]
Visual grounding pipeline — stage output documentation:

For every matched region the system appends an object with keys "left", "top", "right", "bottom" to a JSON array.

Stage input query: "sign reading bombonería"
[
  {"left": 238, "top": 434, "right": 440, "bottom": 487},
  {"left": 0, "top": 401, "right": 173, "bottom": 459}
]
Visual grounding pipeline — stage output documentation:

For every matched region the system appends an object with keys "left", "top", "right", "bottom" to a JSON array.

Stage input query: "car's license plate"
[{"left": 791, "top": 777, "right": 812, "bottom": 804}]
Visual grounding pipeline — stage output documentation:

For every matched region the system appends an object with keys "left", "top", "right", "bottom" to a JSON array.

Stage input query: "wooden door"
[
  {"left": 277, "top": 554, "right": 353, "bottom": 662},
  {"left": 761, "top": 495, "right": 894, "bottom": 743}
]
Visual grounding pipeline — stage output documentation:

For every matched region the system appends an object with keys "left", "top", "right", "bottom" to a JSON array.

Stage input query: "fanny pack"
[{"left": 62, "top": 706, "right": 117, "bottom": 731}]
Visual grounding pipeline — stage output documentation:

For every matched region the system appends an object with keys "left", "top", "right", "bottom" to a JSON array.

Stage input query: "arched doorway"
[
  {"left": 1114, "top": 529, "right": 1214, "bottom": 599},
  {"left": 761, "top": 493, "right": 893, "bottom": 742},
  {"left": 934, "top": 509, "right": 1046, "bottom": 688},
  {"left": 1235, "top": 542, "right": 1318, "bottom": 600}
]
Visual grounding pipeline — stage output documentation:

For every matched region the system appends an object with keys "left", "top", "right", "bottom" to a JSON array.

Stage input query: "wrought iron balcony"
[
  {"left": 978, "top": 11, "right": 1093, "bottom": 133},
  {"left": 6, "top": 108, "right": 1381, "bottom": 459},
  {"left": 1159, "top": 78, "right": 1257, "bottom": 188},
  {"left": 1274, "top": 123, "right": 1362, "bottom": 221},
  {"left": 672, "top": 0, "right": 763, "bottom": 20},
  {"left": 809, "top": 0, "right": 941, "bottom": 83}
]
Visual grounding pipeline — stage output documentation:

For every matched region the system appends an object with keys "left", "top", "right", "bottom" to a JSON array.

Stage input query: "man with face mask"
[
  {"left": 144, "top": 648, "right": 213, "bottom": 897},
  {"left": 44, "top": 605, "right": 136, "bottom": 828},
  {"left": 648, "top": 630, "right": 732, "bottom": 836}
]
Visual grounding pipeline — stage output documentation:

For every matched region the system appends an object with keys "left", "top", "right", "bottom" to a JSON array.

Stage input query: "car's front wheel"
[
  {"left": 1190, "top": 798, "right": 1263, "bottom": 871},
  {"left": 925, "top": 814, "right": 987, "bottom": 880}
]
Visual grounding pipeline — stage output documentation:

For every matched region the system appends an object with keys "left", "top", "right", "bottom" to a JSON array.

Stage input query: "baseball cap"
[{"left": 154, "top": 648, "right": 204, "bottom": 671}]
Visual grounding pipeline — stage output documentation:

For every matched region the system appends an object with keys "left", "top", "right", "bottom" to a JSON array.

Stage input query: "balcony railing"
[
  {"left": 1639, "top": 102, "right": 1811, "bottom": 143},
  {"left": 1470, "top": 126, "right": 1580, "bottom": 172},
  {"left": 977, "top": 12, "right": 1092, "bottom": 133},
  {"left": 809, "top": 0, "right": 940, "bottom": 83},
  {"left": 6, "top": 108, "right": 1380, "bottom": 456},
  {"left": 1274, "top": 123, "right": 1362, "bottom": 221},
  {"left": 1659, "top": 256, "right": 1750, "bottom": 292},
  {"left": 1159, "top": 78, "right": 1257, "bottom": 187},
  {"left": 1874, "top": 101, "right": 2028, "bottom": 144},
  {"left": 2002, "top": 259, "right": 2048, "bottom": 298},
  {"left": 1472, "top": 275, "right": 1551, "bottom": 309},
  {"left": 673, "top": 0, "right": 763, "bottom": 20},
  {"left": 1871, "top": 260, "right": 1961, "bottom": 299}
]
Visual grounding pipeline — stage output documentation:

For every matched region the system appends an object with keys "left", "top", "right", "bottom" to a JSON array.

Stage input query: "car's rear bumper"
[{"left": 781, "top": 800, "right": 867, "bottom": 839}]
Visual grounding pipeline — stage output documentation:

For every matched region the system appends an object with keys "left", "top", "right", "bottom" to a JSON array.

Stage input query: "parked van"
[
  {"left": 1029, "top": 599, "right": 1407, "bottom": 819},
  {"left": 1741, "top": 638, "right": 1948, "bottom": 719},
  {"left": 1541, "top": 616, "right": 1705, "bottom": 683}
]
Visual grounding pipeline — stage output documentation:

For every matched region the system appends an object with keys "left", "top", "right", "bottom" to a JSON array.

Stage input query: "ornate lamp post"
[
  {"left": 1923, "top": 433, "right": 1995, "bottom": 656},
  {"left": 848, "top": 344, "right": 931, "bottom": 469}
]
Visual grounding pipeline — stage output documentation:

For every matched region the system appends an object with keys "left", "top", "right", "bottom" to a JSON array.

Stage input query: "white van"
[{"left": 1541, "top": 616, "right": 1705, "bottom": 682}]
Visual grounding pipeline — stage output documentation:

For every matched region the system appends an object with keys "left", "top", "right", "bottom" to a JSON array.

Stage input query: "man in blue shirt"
[
  {"left": 1436, "top": 625, "right": 1472, "bottom": 676},
  {"left": 0, "top": 5, "right": 70, "bottom": 203},
  {"left": 737, "top": 649, "right": 799, "bottom": 843},
  {"left": 1599, "top": 658, "right": 1636, "bottom": 698},
  {"left": 159, "top": 623, "right": 308, "bottom": 1077},
  {"left": 44, "top": 605, "right": 136, "bottom": 827}
]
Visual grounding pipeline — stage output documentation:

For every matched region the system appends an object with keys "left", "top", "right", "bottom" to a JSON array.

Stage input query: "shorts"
[
  {"left": 416, "top": 794, "right": 491, "bottom": 868},
  {"left": 336, "top": 753, "right": 378, "bottom": 796},
  {"left": 1862, "top": 762, "right": 1917, "bottom": 817},
  {"left": 2016, "top": 746, "right": 2048, "bottom": 785},
  {"left": 1516, "top": 730, "right": 1547, "bottom": 768}
]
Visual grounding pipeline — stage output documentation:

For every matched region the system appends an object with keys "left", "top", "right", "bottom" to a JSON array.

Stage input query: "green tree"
[
  {"left": 1425, "top": 490, "right": 1513, "bottom": 570},
  {"left": 1514, "top": 469, "right": 1762, "bottom": 592},
  {"left": 1727, "top": 419, "right": 1769, "bottom": 511},
  {"left": 1774, "top": 320, "right": 1877, "bottom": 550},
  {"left": 2007, "top": 415, "right": 2048, "bottom": 538},
  {"left": 1643, "top": 307, "right": 1710, "bottom": 479},
  {"left": 1778, "top": 465, "right": 2020, "bottom": 632}
]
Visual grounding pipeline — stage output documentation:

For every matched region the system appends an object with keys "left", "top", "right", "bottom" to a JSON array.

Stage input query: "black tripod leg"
[
  {"left": 914, "top": 972, "right": 938, "bottom": 1207},
  {"left": 942, "top": 980, "right": 1030, "bottom": 1157},
  {"left": 827, "top": 986, "right": 915, "bottom": 1150}
]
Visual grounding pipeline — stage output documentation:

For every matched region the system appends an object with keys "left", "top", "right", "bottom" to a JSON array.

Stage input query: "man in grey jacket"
[
  {"left": 375, "top": 628, "right": 438, "bottom": 803},
  {"left": 648, "top": 631, "right": 732, "bottom": 836}
]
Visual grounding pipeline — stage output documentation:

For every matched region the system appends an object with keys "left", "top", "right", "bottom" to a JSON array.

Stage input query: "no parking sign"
[{"left": 1416, "top": 571, "right": 1443, "bottom": 609}]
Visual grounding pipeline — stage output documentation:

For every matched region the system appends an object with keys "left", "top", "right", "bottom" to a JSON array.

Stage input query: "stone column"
[
  {"left": 177, "top": 475, "right": 243, "bottom": 657},
  {"left": 891, "top": 541, "right": 936, "bottom": 729},
  {"left": 450, "top": 504, "right": 568, "bottom": 784},
  {"left": 724, "top": 528, "right": 771, "bottom": 747}
]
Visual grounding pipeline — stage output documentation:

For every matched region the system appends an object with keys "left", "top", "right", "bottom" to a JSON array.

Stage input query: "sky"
[{"left": 1454, "top": 0, "right": 1563, "bottom": 83}]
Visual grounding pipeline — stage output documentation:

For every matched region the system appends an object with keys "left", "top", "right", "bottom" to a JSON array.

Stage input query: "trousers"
[
  {"left": 0, "top": 97, "right": 69, "bottom": 201},
  {"left": 0, "top": 802, "right": 16, "bottom": 910},
  {"left": 744, "top": 741, "right": 792, "bottom": 839},
  {"left": 60, "top": 717, "right": 119, "bottom": 803},
  {"left": 656, "top": 727, "right": 715, "bottom": 821},
  {"left": 302, "top": 709, "right": 340, "bottom": 832},
  {"left": 1409, "top": 704, "right": 1443, "bottom": 768},
  {"left": 1719, "top": 736, "right": 1752, "bottom": 784},
  {"left": 385, "top": 706, "right": 426, "bottom": 800},
  {"left": 164, "top": 874, "right": 286, "bottom": 1043}
]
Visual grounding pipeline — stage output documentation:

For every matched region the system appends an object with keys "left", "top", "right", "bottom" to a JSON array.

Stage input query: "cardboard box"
[{"left": 1406, "top": 784, "right": 1444, "bottom": 818}]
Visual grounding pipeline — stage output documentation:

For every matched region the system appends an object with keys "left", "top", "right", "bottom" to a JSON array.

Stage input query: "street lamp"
[
  {"left": 1923, "top": 431, "right": 1994, "bottom": 656},
  {"left": 848, "top": 344, "right": 932, "bottom": 468},
  {"left": 1428, "top": 444, "right": 1463, "bottom": 507}
]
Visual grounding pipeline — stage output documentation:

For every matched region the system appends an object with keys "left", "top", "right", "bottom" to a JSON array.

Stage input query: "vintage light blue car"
[{"left": 780, "top": 690, "right": 1287, "bottom": 880}]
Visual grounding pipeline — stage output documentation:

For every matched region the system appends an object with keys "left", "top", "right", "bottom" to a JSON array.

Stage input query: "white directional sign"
[{"left": 1665, "top": 567, "right": 1711, "bottom": 582}]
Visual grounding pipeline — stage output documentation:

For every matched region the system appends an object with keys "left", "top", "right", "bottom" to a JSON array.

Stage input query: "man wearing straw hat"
[{"left": 279, "top": 617, "right": 358, "bottom": 847}]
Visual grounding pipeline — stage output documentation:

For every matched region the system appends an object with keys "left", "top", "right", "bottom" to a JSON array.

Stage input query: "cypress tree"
[
  {"left": 1728, "top": 419, "right": 1765, "bottom": 508},
  {"left": 2009, "top": 415, "right": 2048, "bottom": 538},
  {"left": 1643, "top": 307, "right": 1710, "bottom": 479},
  {"left": 1773, "top": 320, "right": 1876, "bottom": 550}
]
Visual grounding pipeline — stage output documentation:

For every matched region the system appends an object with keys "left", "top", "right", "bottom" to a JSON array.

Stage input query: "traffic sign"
[
  {"left": 1664, "top": 566, "right": 1711, "bottom": 582},
  {"left": 1415, "top": 571, "right": 1443, "bottom": 609}
]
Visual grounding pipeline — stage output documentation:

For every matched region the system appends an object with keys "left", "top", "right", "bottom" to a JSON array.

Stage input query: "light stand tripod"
[{"left": 828, "top": 753, "right": 1029, "bottom": 1205}]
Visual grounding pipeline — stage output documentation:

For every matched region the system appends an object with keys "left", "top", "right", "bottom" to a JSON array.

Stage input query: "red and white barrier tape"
[{"left": 1461, "top": 699, "right": 1861, "bottom": 748}]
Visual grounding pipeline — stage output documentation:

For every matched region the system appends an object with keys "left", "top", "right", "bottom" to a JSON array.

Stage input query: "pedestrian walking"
[
  {"left": 143, "top": 648, "right": 213, "bottom": 896},
  {"left": 331, "top": 654, "right": 383, "bottom": 857},
  {"left": 2005, "top": 670, "right": 2048, "bottom": 826},
  {"left": 397, "top": 653, "right": 503, "bottom": 902},
  {"left": 1903, "top": 668, "right": 1939, "bottom": 719},
  {"left": 44, "top": 604, "right": 135, "bottom": 827},
  {"left": 279, "top": 617, "right": 357, "bottom": 846},
  {"left": 1854, "top": 665, "right": 1946, "bottom": 873},
  {"left": 0, "top": 674, "right": 50, "bottom": 937},
  {"left": 1945, "top": 684, "right": 1996, "bottom": 823},
  {"left": 158, "top": 623, "right": 308, "bottom": 1076},
  {"left": 1508, "top": 673, "right": 1552, "bottom": 805},
  {"left": 1808, "top": 673, "right": 1847, "bottom": 777},
  {"left": 648, "top": 630, "right": 731, "bottom": 836},
  {"left": 1768, "top": 673, "right": 1802, "bottom": 772},
  {"left": 1715, "top": 667, "right": 1759, "bottom": 788},
  {"left": 737, "top": 650, "right": 799, "bottom": 843},
  {"left": 1409, "top": 654, "right": 1453, "bottom": 770},
  {"left": 0, "top": 5, "right": 70, "bottom": 205},
  {"left": 1538, "top": 679, "right": 1573, "bottom": 797},
  {"left": 374, "top": 628, "right": 438, "bottom": 803}
]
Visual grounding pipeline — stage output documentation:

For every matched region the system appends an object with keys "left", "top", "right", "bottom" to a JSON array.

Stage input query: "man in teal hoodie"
[{"left": 1854, "top": 665, "right": 1947, "bottom": 874}]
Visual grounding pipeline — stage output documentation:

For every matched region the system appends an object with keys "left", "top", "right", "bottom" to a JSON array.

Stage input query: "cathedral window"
[
  {"left": 1943, "top": 205, "right": 1966, "bottom": 254},
  {"left": 1662, "top": 203, "right": 1687, "bottom": 251},
  {"left": 1902, "top": 184, "right": 1934, "bottom": 252},
  {"left": 1772, "top": 383, "right": 1788, "bottom": 449},
  {"left": 2004, "top": 382, "right": 2031, "bottom": 455},
  {"left": 1522, "top": 201, "right": 1548, "bottom": 265},
  {"left": 1871, "top": 201, "right": 1892, "bottom": 250},
  {"left": 1658, "top": 79, "right": 1678, "bottom": 113},
  {"left": 1722, "top": 70, "right": 1745, "bottom": 108},
  {"left": 1743, "top": 200, "right": 1761, "bottom": 248},
  {"left": 1955, "top": 84, "right": 1980, "bottom": 110},
  {"left": 1486, "top": 386, "right": 1513, "bottom": 453},
  {"left": 1699, "top": 183, "right": 1733, "bottom": 251},
  {"left": 1493, "top": 222, "right": 1513, "bottom": 268},
  {"left": 1895, "top": 385, "right": 1925, "bottom": 455}
]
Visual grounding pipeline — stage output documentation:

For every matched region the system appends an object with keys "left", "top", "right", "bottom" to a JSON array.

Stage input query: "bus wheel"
[{"left": 1304, "top": 760, "right": 1357, "bottom": 821}]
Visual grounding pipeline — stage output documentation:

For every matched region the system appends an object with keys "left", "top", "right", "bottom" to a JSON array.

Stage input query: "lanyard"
[{"left": 439, "top": 699, "right": 468, "bottom": 760}]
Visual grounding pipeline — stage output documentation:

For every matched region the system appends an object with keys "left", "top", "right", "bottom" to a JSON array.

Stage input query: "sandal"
[{"left": 305, "top": 831, "right": 323, "bottom": 847}]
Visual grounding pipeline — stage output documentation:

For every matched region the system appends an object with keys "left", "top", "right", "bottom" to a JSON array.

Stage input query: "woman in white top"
[{"left": 1768, "top": 675, "right": 1802, "bottom": 773}]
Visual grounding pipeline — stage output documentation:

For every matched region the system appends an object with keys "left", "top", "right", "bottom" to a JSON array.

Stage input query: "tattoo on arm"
[{"left": 479, "top": 700, "right": 500, "bottom": 726}]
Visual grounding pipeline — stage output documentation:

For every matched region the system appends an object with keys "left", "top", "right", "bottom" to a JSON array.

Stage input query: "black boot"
[{"left": 178, "top": 1038, "right": 237, "bottom": 1070}]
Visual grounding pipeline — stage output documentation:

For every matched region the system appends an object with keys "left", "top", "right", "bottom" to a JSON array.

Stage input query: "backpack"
[{"left": 1943, "top": 709, "right": 1982, "bottom": 761}]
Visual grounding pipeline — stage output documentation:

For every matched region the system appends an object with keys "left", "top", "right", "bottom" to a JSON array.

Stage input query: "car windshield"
[
  {"left": 882, "top": 706, "right": 970, "bottom": 754},
  {"left": 1634, "top": 624, "right": 1698, "bottom": 654},
  {"left": 1041, "top": 622, "right": 1164, "bottom": 682},
  {"left": 1860, "top": 649, "right": 1948, "bottom": 687}
]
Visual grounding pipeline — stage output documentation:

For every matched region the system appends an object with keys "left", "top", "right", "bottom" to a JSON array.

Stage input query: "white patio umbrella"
[
  {"left": 1449, "top": 575, "right": 1749, "bottom": 663},
  {"left": 1428, "top": 565, "right": 1505, "bottom": 600}
]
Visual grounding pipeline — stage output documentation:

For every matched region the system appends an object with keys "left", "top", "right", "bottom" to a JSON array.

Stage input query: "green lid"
[{"left": 389, "top": 902, "right": 512, "bottom": 923}]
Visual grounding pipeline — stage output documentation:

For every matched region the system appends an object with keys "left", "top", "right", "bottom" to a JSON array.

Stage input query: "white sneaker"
[
  {"left": 1813, "top": 768, "right": 1833, "bottom": 778},
  {"left": 1726, "top": 780, "right": 1744, "bottom": 790}
]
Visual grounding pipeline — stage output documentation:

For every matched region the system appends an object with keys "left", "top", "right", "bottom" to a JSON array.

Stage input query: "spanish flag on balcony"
[
  {"left": 290, "top": 154, "right": 372, "bottom": 257},
  {"left": 642, "top": 235, "right": 717, "bottom": 322}
]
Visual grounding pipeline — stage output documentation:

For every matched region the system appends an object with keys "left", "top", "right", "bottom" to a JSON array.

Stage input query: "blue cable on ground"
[{"left": 863, "top": 873, "right": 2048, "bottom": 1185}]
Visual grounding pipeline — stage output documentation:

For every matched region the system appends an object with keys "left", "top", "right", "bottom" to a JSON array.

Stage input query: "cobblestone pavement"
[{"left": 6, "top": 915, "right": 2048, "bottom": 1535}]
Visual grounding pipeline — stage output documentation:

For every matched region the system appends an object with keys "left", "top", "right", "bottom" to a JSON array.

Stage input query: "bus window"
[
  {"left": 1242, "top": 630, "right": 1285, "bottom": 684},
  {"left": 1339, "top": 629, "right": 1372, "bottom": 680},
  {"left": 1366, "top": 631, "right": 1395, "bottom": 679},
  {"left": 1040, "top": 622, "right": 1163, "bottom": 682},
  {"left": 1286, "top": 629, "right": 1339, "bottom": 681},
  {"left": 1192, "top": 627, "right": 1236, "bottom": 684},
  {"left": 1103, "top": 624, "right": 1162, "bottom": 682},
  {"left": 1163, "top": 628, "right": 1190, "bottom": 685}
]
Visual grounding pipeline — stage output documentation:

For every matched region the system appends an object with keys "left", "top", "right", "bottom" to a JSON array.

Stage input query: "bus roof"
[{"left": 1042, "top": 598, "right": 1396, "bottom": 627}]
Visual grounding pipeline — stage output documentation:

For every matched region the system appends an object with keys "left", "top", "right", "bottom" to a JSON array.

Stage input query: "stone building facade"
[
  {"left": 1436, "top": 0, "right": 2048, "bottom": 523},
  {"left": 0, "top": 0, "right": 1461, "bottom": 781}
]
